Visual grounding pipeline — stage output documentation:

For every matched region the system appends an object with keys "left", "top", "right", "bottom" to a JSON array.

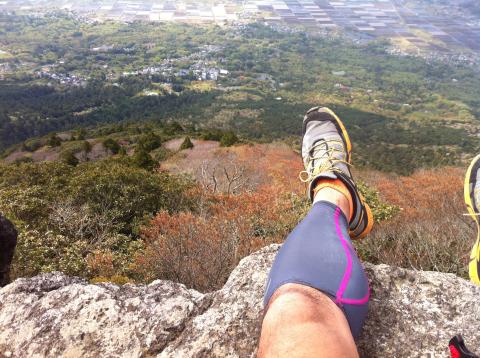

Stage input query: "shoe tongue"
[{"left": 311, "top": 135, "right": 344, "bottom": 159}]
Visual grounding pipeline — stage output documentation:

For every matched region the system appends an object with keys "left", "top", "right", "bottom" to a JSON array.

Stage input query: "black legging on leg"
[{"left": 263, "top": 200, "right": 370, "bottom": 339}]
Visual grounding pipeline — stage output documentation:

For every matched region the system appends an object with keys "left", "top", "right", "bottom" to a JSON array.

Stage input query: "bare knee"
[
  {"left": 258, "top": 284, "right": 358, "bottom": 358},
  {"left": 264, "top": 283, "right": 335, "bottom": 323}
]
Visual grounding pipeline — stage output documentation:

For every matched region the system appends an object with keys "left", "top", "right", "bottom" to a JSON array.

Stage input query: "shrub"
[
  {"left": 132, "top": 187, "right": 303, "bottom": 291},
  {"left": 85, "top": 234, "right": 143, "bottom": 280},
  {"left": 151, "top": 147, "right": 172, "bottom": 162},
  {"left": 90, "top": 275, "right": 132, "bottom": 285},
  {"left": 77, "top": 128, "right": 87, "bottom": 140},
  {"left": 138, "top": 132, "right": 162, "bottom": 151},
  {"left": 47, "top": 134, "right": 62, "bottom": 147},
  {"left": 81, "top": 140, "right": 92, "bottom": 153},
  {"left": 355, "top": 167, "right": 473, "bottom": 278},
  {"left": 130, "top": 167, "right": 403, "bottom": 292},
  {"left": 180, "top": 136, "right": 194, "bottom": 150},
  {"left": 132, "top": 147, "right": 156, "bottom": 170},
  {"left": 11, "top": 229, "right": 143, "bottom": 281},
  {"left": 201, "top": 130, "right": 223, "bottom": 141},
  {"left": 13, "top": 157, "right": 33, "bottom": 164},
  {"left": 0, "top": 161, "right": 193, "bottom": 233},
  {"left": 163, "top": 121, "right": 184, "bottom": 135},
  {"left": 2, "top": 142, "right": 472, "bottom": 292},
  {"left": 21, "top": 138, "right": 43, "bottom": 152},
  {"left": 60, "top": 150, "right": 79, "bottom": 166},
  {"left": 220, "top": 131, "right": 239, "bottom": 147},
  {"left": 357, "top": 180, "right": 400, "bottom": 222},
  {"left": 66, "top": 161, "right": 190, "bottom": 233},
  {"left": 12, "top": 230, "right": 88, "bottom": 278},
  {"left": 0, "top": 162, "right": 73, "bottom": 227},
  {"left": 102, "top": 138, "right": 120, "bottom": 154},
  {"left": 1, "top": 160, "right": 195, "bottom": 280}
]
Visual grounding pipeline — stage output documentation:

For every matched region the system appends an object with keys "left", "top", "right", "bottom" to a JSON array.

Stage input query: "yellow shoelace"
[{"left": 299, "top": 139, "right": 351, "bottom": 183}]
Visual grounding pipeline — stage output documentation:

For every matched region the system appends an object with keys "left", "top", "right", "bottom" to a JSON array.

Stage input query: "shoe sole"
[
  {"left": 469, "top": 239, "right": 480, "bottom": 285},
  {"left": 303, "top": 107, "right": 352, "bottom": 163},
  {"left": 465, "top": 154, "right": 480, "bottom": 284},
  {"left": 351, "top": 198, "right": 374, "bottom": 241}
]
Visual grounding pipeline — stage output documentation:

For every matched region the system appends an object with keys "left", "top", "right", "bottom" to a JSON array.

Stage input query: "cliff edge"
[{"left": 0, "top": 244, "right": 479, "bottom": 357}]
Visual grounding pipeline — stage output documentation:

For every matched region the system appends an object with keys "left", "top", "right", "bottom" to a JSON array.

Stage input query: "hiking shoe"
[
  {"left": 300, "top": 106, "right": 373, "bottom": 240},
  {"left": 465, "top": 154, "right": 480, "bottom": 285}
]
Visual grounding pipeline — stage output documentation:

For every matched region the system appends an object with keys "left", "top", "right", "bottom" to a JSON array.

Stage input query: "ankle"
[{"left": 313, "top": 180, "right": 352, "bottom": 221}]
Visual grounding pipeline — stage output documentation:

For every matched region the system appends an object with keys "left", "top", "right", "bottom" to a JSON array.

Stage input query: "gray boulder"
[{"left": 0, "top": 244, "right": 479, "bottom": 357}]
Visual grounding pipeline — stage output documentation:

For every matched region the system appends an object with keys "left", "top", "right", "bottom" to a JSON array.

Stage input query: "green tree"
[
  {"left": 220, "top": 131, "right": 239, "bottom": 147},
  {"left": 0, "top": 162, "right": 73, "bottom": 226},
  {"left": 180, "top": 136, "right": 194, "bottom": 150},
  {"left": 67, "top": 161, "right": 188, "bottom": 232},
  {"left": 2, "top": 159, "right": 195, "bottom": 279}
]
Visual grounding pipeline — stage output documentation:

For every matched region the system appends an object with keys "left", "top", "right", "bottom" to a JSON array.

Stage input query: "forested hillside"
[
  {"left": 0, "top": 12, "right": 479, "bottom": 290},
  {"left": 1, "top": 13, "right": 479, "bottom": 173}
]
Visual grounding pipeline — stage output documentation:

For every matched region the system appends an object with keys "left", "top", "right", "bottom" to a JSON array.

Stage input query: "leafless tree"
[
  {"left": 198, "top": 153, "right": 252, "bottom": 195},
  {"left": 49, "top": 201, "right": 118, "bottom": 245}
]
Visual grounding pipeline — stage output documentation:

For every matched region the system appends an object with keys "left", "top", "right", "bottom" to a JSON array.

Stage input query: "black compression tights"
[{"left": 264, "top": 201, "right": 370, "bottom": 339}]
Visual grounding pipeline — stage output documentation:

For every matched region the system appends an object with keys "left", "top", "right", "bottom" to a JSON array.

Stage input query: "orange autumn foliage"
[
  {"left": 369, "top": 167, "right": 464, "bottom": 220},
  {"left": 131, "top": 184, "right": 306, "bottom": 292},
  {"left": 356, "top": 167, "right": 475, "bottom": 277},
  {"left": 130, "top": 142, "right": 476, "bottom": 289}
]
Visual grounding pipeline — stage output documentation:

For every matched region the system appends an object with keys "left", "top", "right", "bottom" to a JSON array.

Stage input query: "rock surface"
[{"left": 1, "top": 244, "right": 479, "bottom": 357}]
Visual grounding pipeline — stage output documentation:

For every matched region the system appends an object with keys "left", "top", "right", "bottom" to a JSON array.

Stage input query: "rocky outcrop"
[{"left": 0, "top": 244, "right": 479, "bottom": 357}]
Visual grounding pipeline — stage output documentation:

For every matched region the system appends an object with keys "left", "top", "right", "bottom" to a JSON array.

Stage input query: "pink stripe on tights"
[{"left": 334, "top": 207, "right": 370, "bottom": 306}]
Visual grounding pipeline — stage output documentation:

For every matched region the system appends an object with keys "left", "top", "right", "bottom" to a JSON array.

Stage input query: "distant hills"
[
  {"left": 0, "top": 16, "right": 479, "bottom": 174},
  {"left": 1, "top": 0, "right": 480, "bottom": 56}
]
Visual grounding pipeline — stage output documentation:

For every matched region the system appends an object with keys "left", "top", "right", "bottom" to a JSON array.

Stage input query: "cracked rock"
[
  {"left": 1, "top": 244, "right": 480, "bottom": 357},
  {"left": 0, "top": 274, "right": 207, "bottom": 357}
]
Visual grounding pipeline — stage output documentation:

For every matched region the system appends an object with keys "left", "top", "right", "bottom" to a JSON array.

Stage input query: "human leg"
[
  {"left": 258, "top": 185, "right": 365, "bottom": 357},
  {"left": 258, "top": 107, "right": 373, "bottom": 357},
  {"left": 261, "top": 197, "right": 370, "bottom": 336}
]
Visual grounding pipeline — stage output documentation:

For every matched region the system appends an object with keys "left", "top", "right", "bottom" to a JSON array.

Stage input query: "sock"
[{"left": 313, "top": 179, "right": 353, "bottom": 222}]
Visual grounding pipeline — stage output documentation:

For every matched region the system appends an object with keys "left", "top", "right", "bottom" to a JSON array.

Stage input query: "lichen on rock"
[{"left": 0, "top": 244, "right": 479, "bottom": 357}]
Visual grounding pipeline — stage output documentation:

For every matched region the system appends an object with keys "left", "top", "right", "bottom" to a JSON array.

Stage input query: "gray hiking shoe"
[
  {"left": 465, "top": 154, "right": 480, "bottom": 285},
  {"left": 300, "top": 106, "right": 373, "bottom": 240}
]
